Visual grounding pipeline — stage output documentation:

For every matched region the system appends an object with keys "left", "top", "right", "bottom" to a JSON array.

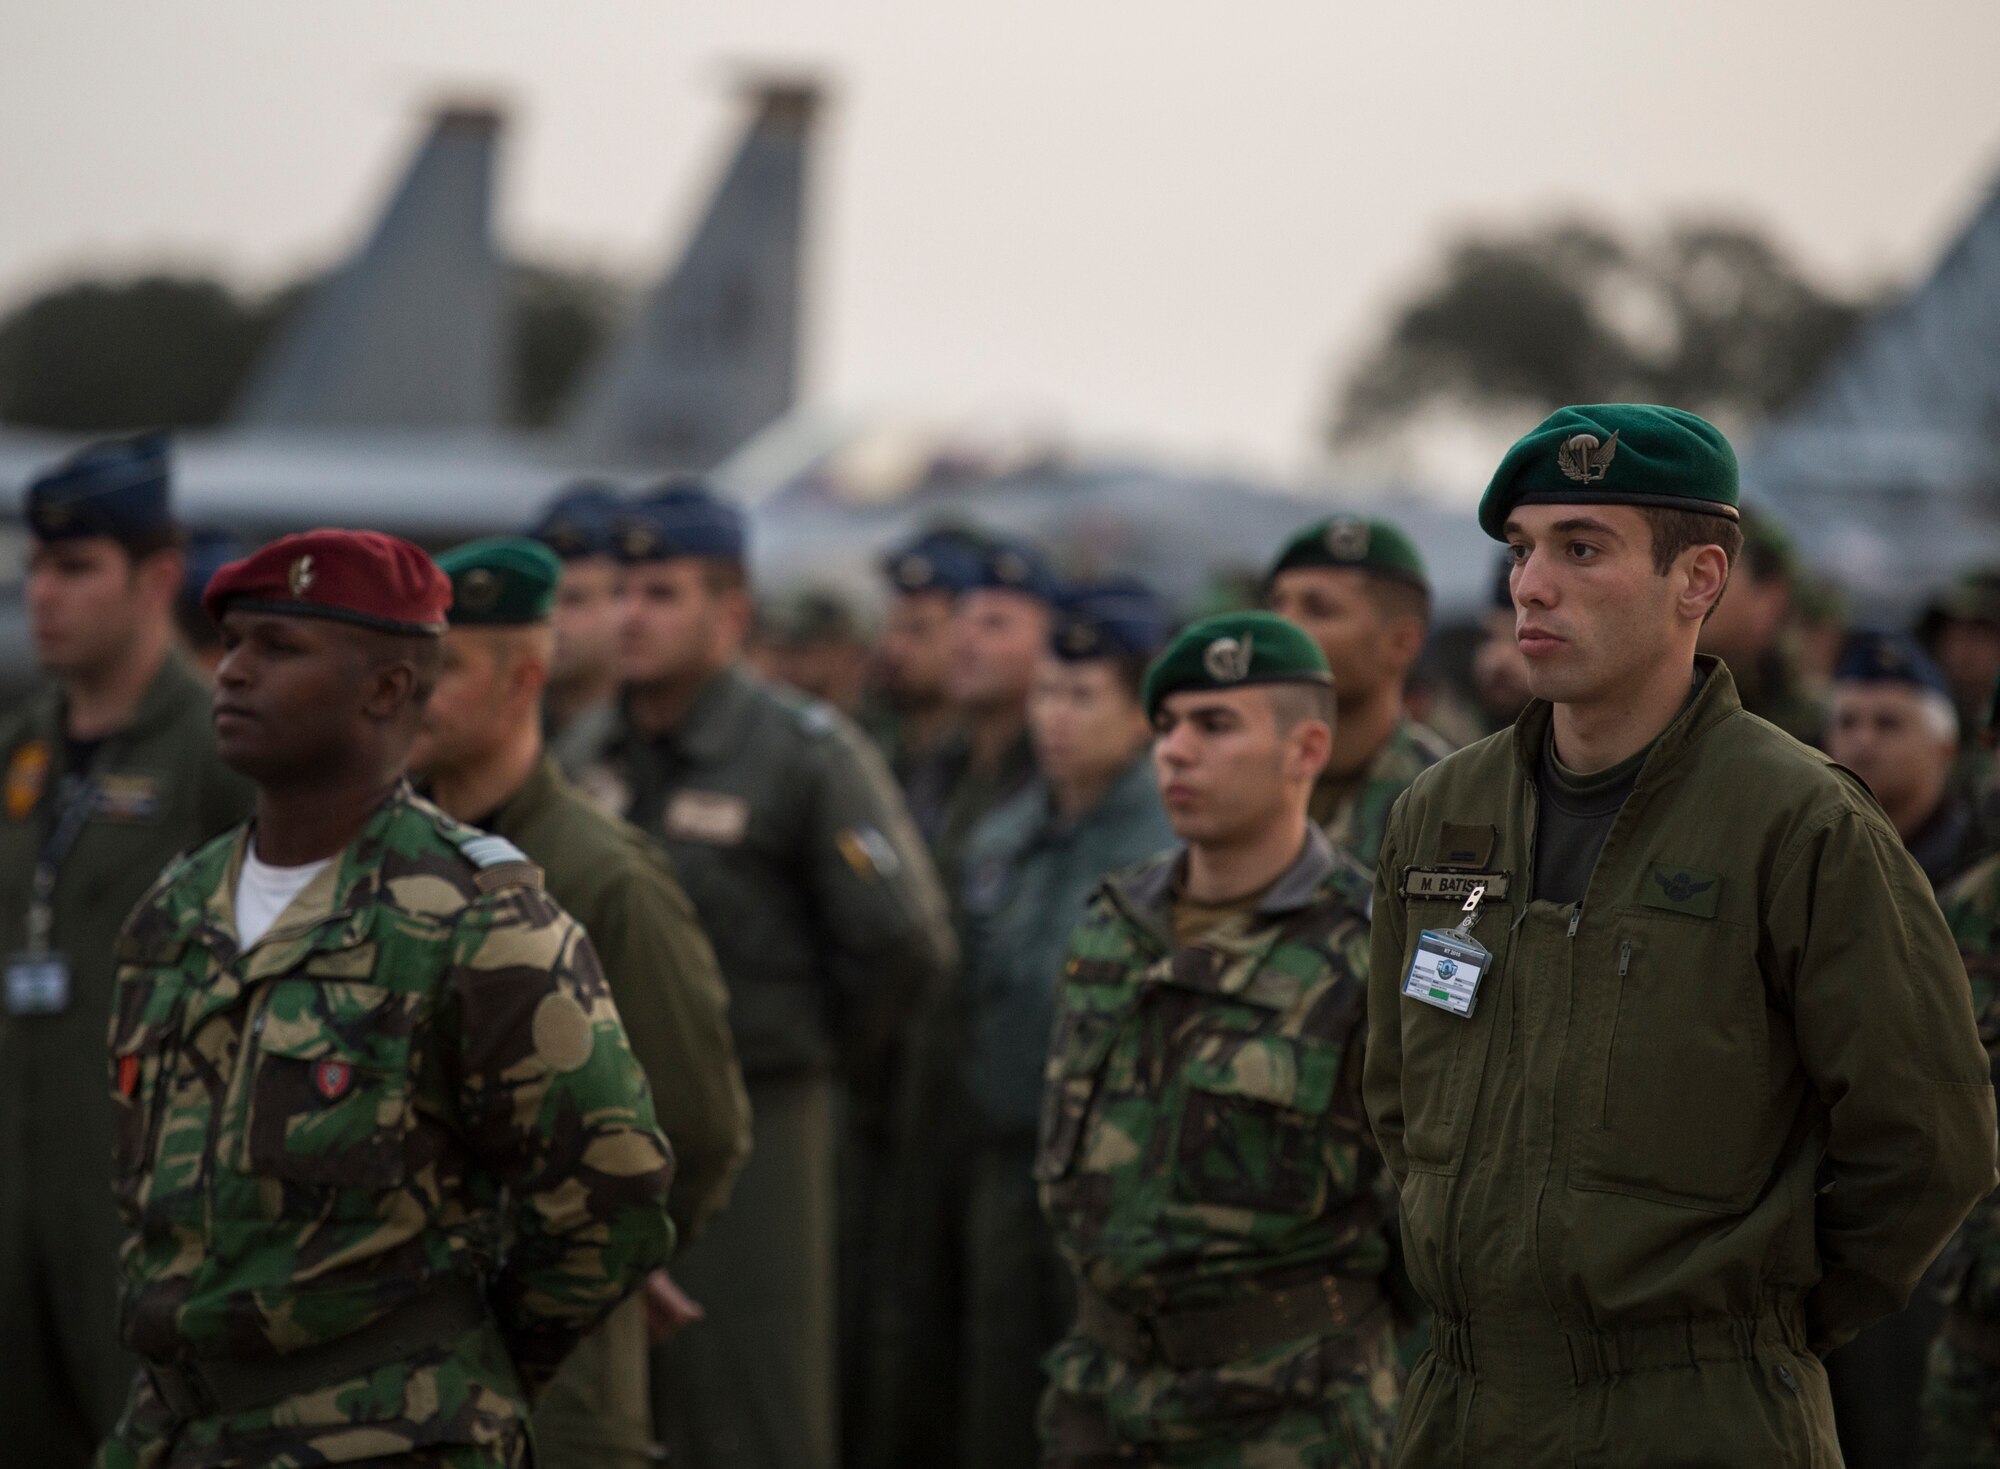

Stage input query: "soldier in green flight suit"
[
  {"left": 1364, "top": 404, "right": 1995, "bottom": 1467},
  {"left": 412, "top": 536, "right": 754, "bottom": 1469},
  {"left": 576, "top": 482, "right": 955, "bottom": 1469},
  {"left": 1038, "top": 611, "right": 1400, "bottom": 1468},
  {"left": 1263, "top": 516, "right": 1454, "bottom": 871},
  {"left": 99, "top": 528, "right": 676, "bottom": 1469},
  {"left": 0, "top": 435, "right": 251, "bottom": 1469},
  {"left": 949, "top": 577, "right": 1175, "bottom": 1469}
]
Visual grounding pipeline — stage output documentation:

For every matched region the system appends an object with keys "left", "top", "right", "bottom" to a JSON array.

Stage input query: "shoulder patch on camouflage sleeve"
[{"left": 450, "top": 830, "right": 544, "bottom": 891}]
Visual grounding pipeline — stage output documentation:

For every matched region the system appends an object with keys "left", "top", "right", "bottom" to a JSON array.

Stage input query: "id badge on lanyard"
[
  {"left": 1403, "top": 882, "right": 1493, "bottom": 1019},
  {"left": 4, "top": 774, "right": 96, "bottom": 1017}
]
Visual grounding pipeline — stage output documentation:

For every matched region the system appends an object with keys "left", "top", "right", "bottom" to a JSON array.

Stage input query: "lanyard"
[{"left": 27, "top": 774, "right": 99, "bottom": 954}]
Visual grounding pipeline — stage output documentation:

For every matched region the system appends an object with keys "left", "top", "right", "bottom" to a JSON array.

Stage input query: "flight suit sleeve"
[
  {"left": 586, "top": 851, "right": 752, "bottom": 1242},
  {"left": 801, "top": 717, "right": 958, "bottom": 1079},
  {"left": 1766, "top": 807, "right": 1999, "bottom": 1352},
  {"left": 443, "top": 884, "right": 678, "bottom": 1392},
  {"left": 1363, "top": 796, "right": 1413, "bottom": 1190}
]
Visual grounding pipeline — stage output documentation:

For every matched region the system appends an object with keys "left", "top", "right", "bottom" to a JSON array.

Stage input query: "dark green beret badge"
[
  {"left": 1478, "top": 403, "right": 1740, "bottom": 541},
  {"left": 1267, "top": 515, "right": 1429, "bottom": 592},
  {"left": 436, "top": 536, "right": 562, "bottom": 626},
  {"left": 1142, "top": 611, "right": 1331, "bottom": 719}
]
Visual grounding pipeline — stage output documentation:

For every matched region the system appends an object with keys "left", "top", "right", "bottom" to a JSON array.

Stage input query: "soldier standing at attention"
[
  {"left": 583, "top": 482, "right": 954, "bottom": 1469},
  {"left": 0, "top": 435, "right": 251, "bottom": 1469},
  {"left": 411, "top": 537, "right": 753, "bottom": 1469},
  {"left": 906, "top": 534, "right": 1059, "bottom": 879},
  {"left": 866, "top": 527, "right": 988, "bottom": 795},
  {"left": 952, "top": 577, "right": 1175, "bottom": 1469},
  {"left": 528, "top": 481, "right": 626, "bottom": 771},
  {"left": 1364, "top": 404, "right": 1996, "bottom": 1467},
  {"left": 99, "top": 529, "right": 676, "bottom": 1469},
  {"left": 1038, "top": 611, "right": 1399, "bottom": 1468},
  {"left": 1264, "top": 516, "right": 1453, "bottom": 870}
]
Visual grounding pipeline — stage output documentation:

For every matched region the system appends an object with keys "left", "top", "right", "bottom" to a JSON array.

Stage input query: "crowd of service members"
[{"left": 4, "top": 405, "right": 2000, "bottom": 1469}]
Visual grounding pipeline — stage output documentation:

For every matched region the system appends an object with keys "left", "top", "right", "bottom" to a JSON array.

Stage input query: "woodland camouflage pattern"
[
  {"left": 1924, "top": 851, "right": 2000, "bottom": 1467},
  {"left": 96, "top": 785, "right": 676, "bottom": 1469},
  {"left": 1310, "top": 719, "right": 1454, "bottom": 873},
  {"left": 1036, "top": 829, "right": 1398, "bottom": 1467}
]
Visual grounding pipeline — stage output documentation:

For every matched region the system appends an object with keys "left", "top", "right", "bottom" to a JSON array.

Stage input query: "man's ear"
[
  {"left": 1383, "top": 613, "right": 1427, "bottom": 676},
  {"left": 136, "top": 547, "right": 186, "bottom": 614},
  {"left": 360, "top": 659, "right": 418, "bottom": 722},
  {"left": 1291, "top": 716, "right": 1333, "bottom": 782},
  {"left": 1681, "top": 545, "right": 1731, "bottom": 625}
]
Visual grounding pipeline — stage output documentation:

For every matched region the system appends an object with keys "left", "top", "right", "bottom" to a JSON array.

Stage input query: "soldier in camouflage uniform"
[
  {"left": 1263, "top": 516, "right": 1454, "bottom": 871},
  {"left": 99, "top": 530, "right": 676, "bottom": 1469},
  {"left": 1923, "top": 671, "right": 2000, "bottom": 1467},
  {"left": 1038, "top": 612, "right": 1399, "bottom": 1468}
]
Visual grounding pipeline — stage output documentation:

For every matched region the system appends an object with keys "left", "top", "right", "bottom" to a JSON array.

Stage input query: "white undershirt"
[{"left": 235, "top": 848, "right": 335, "bottom": 949}]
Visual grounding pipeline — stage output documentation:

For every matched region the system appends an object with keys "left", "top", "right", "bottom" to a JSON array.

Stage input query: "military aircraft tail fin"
[
  {"left": 232, "top": 103, "right": 506, "bottom": 430},
  {"left": 563, "top": 81, "right": 818, "bottom": 472}
]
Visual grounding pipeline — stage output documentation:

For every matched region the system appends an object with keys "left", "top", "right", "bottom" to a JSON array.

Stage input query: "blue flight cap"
[
  {"left": 970, "top": 534, "right": 1059, "bottom": 604},
  {"left": 529, "top": 481, "right": 624, "bottom": 560},
  {"left": 1833, "top": 630, "right": 1952, "bottom": 703},
  {"left": 1052, "top": 575, "right": 1170, "bottom": 662},
  {"left": 613, "top": 479, "right": 746, "bottom": 565},
  {"left": 25, "top": 432, "right": 174, "bottom": 545},
  {"left": 180, "top": 527, "right": 245, "bottom": 609},
  {"left": 881, "top": 527, "right": 988, "bottom": 597}
]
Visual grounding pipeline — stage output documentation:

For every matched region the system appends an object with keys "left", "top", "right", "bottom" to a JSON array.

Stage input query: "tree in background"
[
  {"left": 0, "top": 263, "right": 618, "bottom": 432},
  {"left": 1327, "top": 218, "right": 1878, "bottom": 451}
]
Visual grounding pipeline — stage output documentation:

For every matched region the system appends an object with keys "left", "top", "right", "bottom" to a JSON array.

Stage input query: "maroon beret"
[{"left": 202, "top": 529, "right": 451, "bottom": 636}]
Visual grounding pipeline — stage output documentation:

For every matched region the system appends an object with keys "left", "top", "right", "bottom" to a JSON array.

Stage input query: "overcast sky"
[{"left": 3, "top": 1, "right": 1997, "bottom": 480}]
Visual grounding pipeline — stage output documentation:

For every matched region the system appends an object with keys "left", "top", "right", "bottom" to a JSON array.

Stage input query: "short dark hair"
[
  {"left": 1267, "top": 680, "right": 1337, "bottom": 735},
  {"left": 700, "top": 557, "right": 749, "bottom": 597},
  {"left": 1640, "top": 507, "right": 1743, "bottom": 577},
  {"left": 1361, "top": 571, "right": 1431, "bottom": 626}
]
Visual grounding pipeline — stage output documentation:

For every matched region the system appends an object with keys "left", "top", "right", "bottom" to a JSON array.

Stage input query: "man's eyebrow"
[{"left": 1550, "top": 516, "right": 1622, "bottom": 538}]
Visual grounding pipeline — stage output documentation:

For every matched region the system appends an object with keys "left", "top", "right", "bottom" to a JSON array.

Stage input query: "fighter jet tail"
[
  {"left": 563, "top": 82, "right": 818, "bottom": 473},
  {"left": 232, "top": 104, "right": 505, "bottom": 431}
]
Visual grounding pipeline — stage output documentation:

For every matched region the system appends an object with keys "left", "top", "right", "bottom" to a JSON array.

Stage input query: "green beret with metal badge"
[
  {"left": 1142, "top": 610, "right": 1331, "bottom": 719},
  {"left": 1267, "top": 514, "right": 1429, "bottom": 592},
  {"left": 1478, "top": 403, "right": 1740, "bottom": 541},
  {"left": 436, "top": 536, "right": 562, "bottom": 626}
]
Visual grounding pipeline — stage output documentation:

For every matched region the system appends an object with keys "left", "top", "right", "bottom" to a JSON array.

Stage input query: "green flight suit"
[
  {"left": 949, "top": 754, "right": 1175, "bottom": 1469},
  {"left": 0, "top": 656, "right": 250, "bottom": 1469},
  {"left": 480, "top": 755, "right": 752, "bottom": 1469},
  {"left": 1038, "top": 827, "right": 1400, "bottom": 1468},
  {"left": 1364, "top": 656, "right": 1997, "bottom": 1467},
  {"left": 1310, "top": 718, "right": 1455, "bottom": 872},
  {"left": 579, "top": 664, "right": 954, "bottom": 1469},
  {"left": 96, "top": 783, "right": 677, "bottom": 1469},
  {"left": 1921, "top": 852, "right": 2000, "bottom": 1467}
]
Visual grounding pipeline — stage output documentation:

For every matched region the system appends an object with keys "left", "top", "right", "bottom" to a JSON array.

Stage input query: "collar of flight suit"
[
  {"left": 1508, "top": 653, "right": 1743, "bottom": 791},
  {"left": 41, "top": 650, "right": 210, "bottom": 770},
  {"left": 628, "top": 663, "right": 761, "bottom": 768}
]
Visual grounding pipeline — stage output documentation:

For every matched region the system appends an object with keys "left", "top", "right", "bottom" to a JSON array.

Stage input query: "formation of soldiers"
[{"left": 4, "top": 405, "right": 2000, "bottom": 1469}]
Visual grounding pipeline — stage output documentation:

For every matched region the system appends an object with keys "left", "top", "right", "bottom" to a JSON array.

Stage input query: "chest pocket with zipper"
[
  {"left": 238, "top": 956, "right": 423, "bottom": 1191},
  {"left": 1569, "top": 910, "right": 1775, "bottom": 1211},
  {"left": 107, "top": 960, "right": 186, "bottom": 1186}
]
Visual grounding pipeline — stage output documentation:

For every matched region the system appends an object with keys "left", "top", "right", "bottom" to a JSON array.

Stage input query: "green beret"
[
  {"left": 1478, "top": 404, "right": 1740, "bottom": 541},
  {"left": 1142, "top": 611, "right": 1331, "bottom": 720},
  {"left": 436, "top": 536, "right": 562, "bottom": 626},
  {"left": 1267, "top": 515, "right": 1429, "bottom": 592}
]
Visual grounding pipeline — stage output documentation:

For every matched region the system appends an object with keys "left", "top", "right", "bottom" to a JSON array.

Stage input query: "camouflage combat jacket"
[
  {"left": 1940, "top": 853, "right": 2000, "bottom": 1334},
  {"left": 99, "top": 784, "right": 677, "bottom": 1469},
  {"left": 1036, "top": 826, "right": 1396, "bottom": 1439},
  {"left": 1311, "top": 718, "right": 1455, "bottom": 872}
]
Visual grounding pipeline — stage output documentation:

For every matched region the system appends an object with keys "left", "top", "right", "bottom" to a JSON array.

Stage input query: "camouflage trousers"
[
  {"left": 1038, "top": 1324, "right": 1398, "bottom": 1469},
  {"left": 92, "top": 1320, "right": 531, "bottom": 1469},
  {"left": 1921, "top": 1324, "right": 2000, "bottom": 1468}
]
